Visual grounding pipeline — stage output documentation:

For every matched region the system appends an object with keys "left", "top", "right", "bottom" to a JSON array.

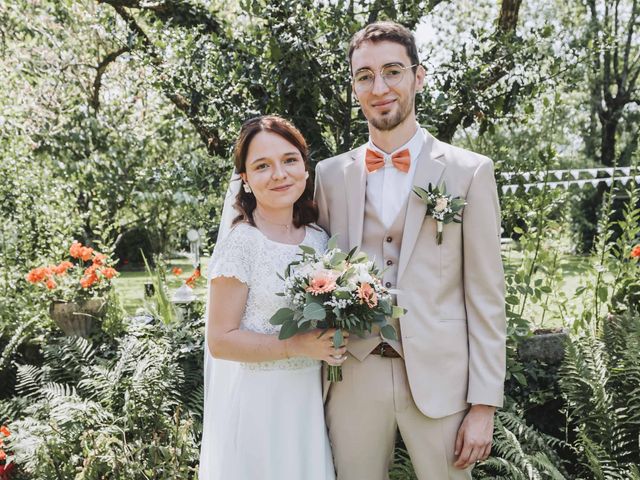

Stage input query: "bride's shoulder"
[
  {"left": 215, "top": 222, "right": 261, "bottom": 252},
  {"left": 306, "top": 223, "right": 329, "bottom": 246}
]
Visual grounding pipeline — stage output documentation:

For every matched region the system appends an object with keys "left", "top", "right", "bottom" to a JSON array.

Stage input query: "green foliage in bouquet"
[
  {"left": 270, "top": 236, "right": 403, "bottom": 344},
  {"left": 270, "top": 236, "right": 404, "bottom": 381}
]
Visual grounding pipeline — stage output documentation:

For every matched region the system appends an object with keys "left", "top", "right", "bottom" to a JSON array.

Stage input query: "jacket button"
[
  {"left": 386, "top": 236, "right": 392, "bottom": 242},
  {"left": 385, "top": 282, "right": 392, "bottom": 288}
]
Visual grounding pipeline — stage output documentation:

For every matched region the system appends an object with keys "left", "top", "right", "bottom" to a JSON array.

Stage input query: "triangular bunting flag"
[
  {"left": 570, "top": 170, "right": 580, "bottom": 179},
  {"left": 554, "top": 171, "right": 563, "bottom": 180}
]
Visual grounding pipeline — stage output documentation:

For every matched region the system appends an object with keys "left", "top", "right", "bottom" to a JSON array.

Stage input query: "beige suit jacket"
[{"left": 314, "top": 130, "right": 506, "bottom": 419}]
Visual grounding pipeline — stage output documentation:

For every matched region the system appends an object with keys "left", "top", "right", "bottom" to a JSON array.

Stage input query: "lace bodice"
[{"left": 207, "top": 222, "right": 328, "bottom": 370}]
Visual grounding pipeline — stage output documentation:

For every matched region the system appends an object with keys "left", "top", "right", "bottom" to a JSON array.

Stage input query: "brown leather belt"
[{"left": 370, "top": 342, "right": 401, "bottom": 358}]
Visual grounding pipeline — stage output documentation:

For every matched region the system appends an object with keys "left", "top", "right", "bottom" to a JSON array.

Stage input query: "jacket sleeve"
[
  {"left": 314, "top": 161, "right": 330, "bottom": 234},
  {"left": 462, "top": 157, "right": 506, "bottom": 408}
]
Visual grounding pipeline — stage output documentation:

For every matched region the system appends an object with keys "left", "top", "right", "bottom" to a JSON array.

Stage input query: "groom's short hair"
[{"left": 348, "top": 21, "right": 419, "bottom": 73}]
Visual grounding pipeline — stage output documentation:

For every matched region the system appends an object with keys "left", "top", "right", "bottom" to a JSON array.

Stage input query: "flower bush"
[
  {"left": 0, "top": 425, "right": 14, "bottom": 480},
  {"left": 25, "top": 241, "right": 119, "bottom": 303}
]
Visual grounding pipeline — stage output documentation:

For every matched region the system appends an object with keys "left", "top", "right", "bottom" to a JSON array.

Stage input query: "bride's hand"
[{"left": 285, "top": 328, "right": 348, "bottom": 365}]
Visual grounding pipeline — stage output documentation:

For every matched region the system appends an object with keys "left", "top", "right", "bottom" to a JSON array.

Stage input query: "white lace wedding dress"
[{"left": 199, "top": 222, "right": 335, "bottom": 480}]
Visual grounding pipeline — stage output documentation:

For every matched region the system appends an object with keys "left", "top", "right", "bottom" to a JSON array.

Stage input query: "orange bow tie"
[{"left": 365, "top": 148, "right": 411, "bottom": 173}]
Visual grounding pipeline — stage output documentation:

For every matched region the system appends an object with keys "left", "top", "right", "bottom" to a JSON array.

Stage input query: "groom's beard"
[{"left": 367, "top": 89, "right": 415, "bottom": 132}]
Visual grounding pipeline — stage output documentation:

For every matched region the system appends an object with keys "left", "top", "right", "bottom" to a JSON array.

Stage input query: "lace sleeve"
[{"left": 206, "top": 224, "right": 254, "bottom": 285}]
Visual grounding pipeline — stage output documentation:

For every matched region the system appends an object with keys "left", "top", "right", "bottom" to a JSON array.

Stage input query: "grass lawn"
[
  {"left": 113, "top": 249, "right": 598, "bottom": 329},
  {"left": 112, "top": 256, "right": 209, "bottom": 314}
]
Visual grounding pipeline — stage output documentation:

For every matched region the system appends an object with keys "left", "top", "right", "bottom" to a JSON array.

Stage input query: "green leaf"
[
  {"left": 269, "top": 308, "right": 294, "bottom": 326},
  {"left": 298, "top": 244, "right": 316, "bottom": 255},
  {"left": 513, "top": 372, "right": 528, "bottom": 386},
  {"left": 333, "top": 328, "right": 343, "bottom": 348},
  {"left": 278, "top": 320, "right": 299, "bottom": 340},
  {"left": 330, "top": 251, "right": 348, "bottom": 266},
  {"left": 381, "top": 325, "right": 397, "bottom": 341},
  {"left": 597, "top": 285, "right": 608, "bottom": 302},
  {"left": 391, "top": 306, "right": 406, "bottom": 318},
  {"left": 303, "top": 302, "right": 326, "bottom": 321},
  {"left": 327, "top": 235, "right": 338, "bottom": 250}
]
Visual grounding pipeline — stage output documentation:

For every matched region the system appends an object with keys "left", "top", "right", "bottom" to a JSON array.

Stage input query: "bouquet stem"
[{"left": 327, "top": 365, "right": 343, "bottom": 382}]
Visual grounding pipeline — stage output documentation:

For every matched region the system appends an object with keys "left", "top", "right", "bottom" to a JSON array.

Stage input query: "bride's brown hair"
[{"left": 232, "top": 115, "right": 318, "bottom": 228}]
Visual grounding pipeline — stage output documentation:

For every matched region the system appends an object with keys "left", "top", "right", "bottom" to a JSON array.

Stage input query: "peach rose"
[{"left": 357, "top": 282, "right": 378, "bottom": 308}]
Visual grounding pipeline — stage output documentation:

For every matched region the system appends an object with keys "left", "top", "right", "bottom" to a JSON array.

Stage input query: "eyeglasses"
[{"left": 352, "top": 63, "right": 418, "bottom": 93}]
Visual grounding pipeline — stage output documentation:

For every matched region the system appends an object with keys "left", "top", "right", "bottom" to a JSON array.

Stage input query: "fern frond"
[{"left": 15, "top": 364, "right": 43, "bottom": 398}]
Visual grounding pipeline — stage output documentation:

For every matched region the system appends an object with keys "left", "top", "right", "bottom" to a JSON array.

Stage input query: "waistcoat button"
[
  {"left": 386, "top": 260, "right": 393, "bottom": 266},
  {"left": 386, "top": 236, "right": 392, "bottom": 242}
]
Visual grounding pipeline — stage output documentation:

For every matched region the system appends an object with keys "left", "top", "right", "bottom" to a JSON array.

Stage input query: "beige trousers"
[{"left": 325, "top": 354, "right": 473, "bottom": 480}]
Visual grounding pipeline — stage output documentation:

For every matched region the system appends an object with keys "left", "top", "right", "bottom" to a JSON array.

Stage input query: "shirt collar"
[{"left": 367, "top": 123, "right": 425, "bottom": 168}]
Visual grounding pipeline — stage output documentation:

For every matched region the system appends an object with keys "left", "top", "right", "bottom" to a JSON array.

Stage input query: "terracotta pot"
[{"left": 49, "top": 298, "right": 106, "bottom": 337}]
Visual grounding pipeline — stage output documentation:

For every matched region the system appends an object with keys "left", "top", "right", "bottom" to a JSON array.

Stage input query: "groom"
[{"left": 315, "top": 22, "right": 506, "bottom": 479}]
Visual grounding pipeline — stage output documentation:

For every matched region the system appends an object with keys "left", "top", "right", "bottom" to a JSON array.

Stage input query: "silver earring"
[{"left": 243, "top": 182, "right": 252, "bottom": 194}]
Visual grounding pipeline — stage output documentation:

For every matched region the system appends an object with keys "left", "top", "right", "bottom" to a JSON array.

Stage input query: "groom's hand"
[{"left": 453, "top": 404, "right": 495, "bottom": 469}]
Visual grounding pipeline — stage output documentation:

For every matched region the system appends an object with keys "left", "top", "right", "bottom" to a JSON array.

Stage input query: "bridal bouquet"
[{"left": 269, "top": 237, "right": 405, "bottom": 382}]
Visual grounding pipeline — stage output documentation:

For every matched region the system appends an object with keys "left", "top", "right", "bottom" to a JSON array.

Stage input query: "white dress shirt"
[{"left": 364, "top": 125, "right": 426, "bottom": 228}]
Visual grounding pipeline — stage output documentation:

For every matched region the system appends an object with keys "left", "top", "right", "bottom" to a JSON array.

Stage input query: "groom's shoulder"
[
  {"left": 435, "top": 137, "right": 494, "bottom": 172},
  {"left": 315, "top": 147, "right": 360, "bottom": 174}
]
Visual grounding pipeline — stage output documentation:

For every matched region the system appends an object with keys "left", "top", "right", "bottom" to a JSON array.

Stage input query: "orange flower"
[
  {"left": 357, "top": 282, "right": 378, "bottom": 308},
  {"left": 100, "top": 267, "right": 117, "bottom": 279},
  {"left": 51, "top": 261, "right": 73, "bottom": 275},
  {"left": 0, "top": 426, "right": 9, "bottom": 437},
  {"left": 70, "top": 241, "right": 94, "bottom": 261},
  {"left": 631, "top": 245, "right": 640, "bottom": 258},
  {"left": 306, "top": 269, "right": 338, "bottom": 295},
  {"left": 80, "top": 275, "right": 97, "bottom": 289},
  {"left": 45, "top": 278, "right": 57, "bottom": 290},
  {"left": 172, "top": 267, "right": 183, "bottom": 276},
  {"left": 0, "top": 449, "right": 5, "bottom": 461},
  {"left": 79, "top": 246, "right": 94, "bottom": 262},
  {"left": 185, "top": 268, "right": 201, "bottom": 287},
  {"left": 69, "top": 241, "right": 83, "bottom": 259},
  {"left": 26, "top": 266, "right": 51, "bottom": 283},
  {"left": 80, "top": 265, "right": 100, "bottom": 288},
  {"left": 92, "top": 253, "right": 107, "bottom": 266}
]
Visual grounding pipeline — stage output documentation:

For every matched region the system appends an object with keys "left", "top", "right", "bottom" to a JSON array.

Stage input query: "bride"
[{"left": 198, "top": 115, "right": 345, "bottom": 480}]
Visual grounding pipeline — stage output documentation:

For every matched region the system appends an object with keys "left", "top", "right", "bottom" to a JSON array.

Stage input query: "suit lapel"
[
  {"left": 397, "top": 132, "right": 446, "bottom": 281},
  {"left": 345, "top": 145, "right": 367, "bottom": 248}
]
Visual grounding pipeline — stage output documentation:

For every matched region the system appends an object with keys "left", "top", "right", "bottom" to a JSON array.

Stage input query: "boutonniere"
[{"left": 412, "top": 182, "right": 466, "bottom": 245}]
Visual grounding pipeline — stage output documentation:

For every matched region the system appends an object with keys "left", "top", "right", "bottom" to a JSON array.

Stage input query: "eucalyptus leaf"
[
  {"left": 303, "top": 302, "right": 326, "bottom": 320},
  {"left": 269, "top": 307, "right": 294, "bottom": 326}
]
